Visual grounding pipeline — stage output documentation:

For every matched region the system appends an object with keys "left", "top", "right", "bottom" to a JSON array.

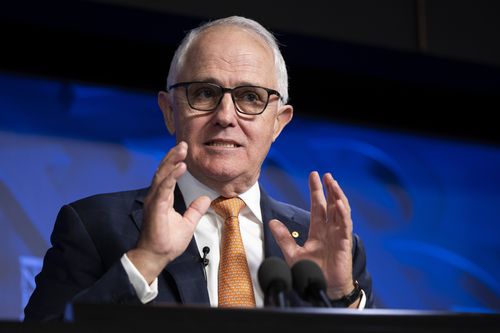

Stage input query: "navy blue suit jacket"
[{"left": 24, "top": 186, "right": 374, "bottom": 321}]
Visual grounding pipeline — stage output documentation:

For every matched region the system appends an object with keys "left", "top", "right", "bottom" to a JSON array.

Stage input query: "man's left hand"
[{"left": 269, "top": 171, "right": 357, "bottom": 305}]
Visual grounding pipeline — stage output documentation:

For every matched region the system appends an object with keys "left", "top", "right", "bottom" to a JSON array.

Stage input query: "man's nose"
[{"left": 212, "top": 93, "right": 238, "bottom": 126}]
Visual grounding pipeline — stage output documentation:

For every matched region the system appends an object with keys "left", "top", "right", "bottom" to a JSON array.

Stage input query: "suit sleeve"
[
  {"left": 24, "top": 204, "right": 142, "bottom": 322},
  {"left": 352, "top": 233, "right": 375, "bottom": 308}
]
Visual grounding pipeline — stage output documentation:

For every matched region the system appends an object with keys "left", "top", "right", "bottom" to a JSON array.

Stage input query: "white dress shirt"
[{"left": 177, "top": 171, "right": 265, "bottom": 306}]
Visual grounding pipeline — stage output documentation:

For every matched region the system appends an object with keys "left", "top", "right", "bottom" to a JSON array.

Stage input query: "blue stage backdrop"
[{"left": 0, "top": 72, "right": 499, "bottom": 320}]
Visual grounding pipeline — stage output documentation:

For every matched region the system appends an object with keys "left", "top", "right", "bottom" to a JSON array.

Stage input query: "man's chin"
[{"left": 198, "top": 167, "right": 240, "bottom": 183}]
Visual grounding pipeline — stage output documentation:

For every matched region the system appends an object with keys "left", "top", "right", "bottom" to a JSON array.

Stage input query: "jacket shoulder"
[
  {"left": 68, "top": 187, "right": 149, "bottom": 213},
  {"left": 269, "top": 197, "right": 310, "bottom": 221},
  {"left": 260, "top": 187, "right": 310, "bottom": 227}
]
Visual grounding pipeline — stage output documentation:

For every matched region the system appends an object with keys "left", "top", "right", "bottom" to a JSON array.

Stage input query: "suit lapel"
[
  {"left": 130, "top": 188, "right": 148, "bottom": 232},
  {"left": 260, "top": 186, "right": 309, "bottom": 260},
  {"left": 130, "top": 186, "right": 209, "bottom": 304}
]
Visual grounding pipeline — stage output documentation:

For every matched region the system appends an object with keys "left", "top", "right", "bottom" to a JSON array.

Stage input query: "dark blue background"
[{"left": 1, "top": 72, "right": 499, "bottom": 319}]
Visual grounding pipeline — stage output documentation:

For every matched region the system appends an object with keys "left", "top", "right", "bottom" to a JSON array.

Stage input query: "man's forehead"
[
  {"left": 177, "top": 26, "right": 276, "bottom": 84},
  {"left": 189, "top": 25, "right": 272, "bottom": 58}
]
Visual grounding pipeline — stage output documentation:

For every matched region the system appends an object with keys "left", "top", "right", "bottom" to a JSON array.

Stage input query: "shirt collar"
[{"left": 177, "top": 171, "right": 262, "bottom": 222}]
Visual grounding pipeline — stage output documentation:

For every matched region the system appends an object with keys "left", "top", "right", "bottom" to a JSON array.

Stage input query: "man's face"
[{"left": 159, "top": 26, "right": 293, "bottom": 195}]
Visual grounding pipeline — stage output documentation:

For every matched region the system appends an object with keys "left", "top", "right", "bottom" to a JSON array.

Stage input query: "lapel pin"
[{"left": 291, "top": 231, "right": 299, "bottom": 238}]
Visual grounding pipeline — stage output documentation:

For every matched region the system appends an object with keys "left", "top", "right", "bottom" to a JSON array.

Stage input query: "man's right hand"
[{"left": 126, "top": 141, "right": 211, "bottom": 284}]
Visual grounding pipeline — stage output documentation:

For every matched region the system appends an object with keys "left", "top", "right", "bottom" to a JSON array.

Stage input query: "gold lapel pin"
[{"left": 291, "top": 231, "right": 300, "bottom": 238}]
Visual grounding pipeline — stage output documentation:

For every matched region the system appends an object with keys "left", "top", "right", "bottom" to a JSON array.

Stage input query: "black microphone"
[
  {"left": 258, "top": 257, "right": 292, "bottom": 308},
  {"left": 201, "top": 246, "right": 210, "bottom": 281},
  {"left": 291, "top": 260, "right": 332, "bottom": 307},
  {"left": 201, "top": 246, "right": 210, "bottom": 267}
]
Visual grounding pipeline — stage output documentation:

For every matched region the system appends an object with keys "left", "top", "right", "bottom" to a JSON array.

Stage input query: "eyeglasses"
[{"left": 168, "top": 81, "right": 282, "bottom": 115}]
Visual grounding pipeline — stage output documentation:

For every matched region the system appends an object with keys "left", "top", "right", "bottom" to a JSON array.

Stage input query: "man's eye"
[
  {"left": 242, "top": 92, "right": 259, "bottom": 102},
  {"left": 194, "top": 88, "right": 216, "bottom": 99},
  {"left": 237, "top": 89, "right": 264, "bottom": 103}
]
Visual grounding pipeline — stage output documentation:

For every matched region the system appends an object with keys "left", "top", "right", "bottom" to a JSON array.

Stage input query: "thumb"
[
  {"left": 269, "top": 219, "right": 298, "bottom": 263},
  {"left": 183, "top": 195, "right": 211, "bottom": 226}
]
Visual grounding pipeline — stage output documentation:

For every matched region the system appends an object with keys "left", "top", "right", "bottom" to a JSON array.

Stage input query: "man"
[{"left": 25, "top": 16, "right": 373, "bottom": 321}]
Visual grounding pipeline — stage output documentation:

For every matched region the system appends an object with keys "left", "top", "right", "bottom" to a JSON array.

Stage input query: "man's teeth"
[{"left": 208, "top": 142, "right": 237, "bottom": 147}]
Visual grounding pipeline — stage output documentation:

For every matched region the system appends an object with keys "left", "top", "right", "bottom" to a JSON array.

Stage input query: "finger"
[
  {"left": 269, "top": 219, "right": 298, "bottom": 263},
  {"left": 155, "top": 162, "right": 187, "bottom": 207},
  {"left": 308, "top": 171, "right": 327, "bottom": 238},
  {"left": 156, "top": 141, "right": 187, "bottom": 173},
  {"left": 323, "top": 173, "right": 339, "bottom": 225},
  {"left": 151, "top": 141, "right": 188, "bottom": 189},
  {"left": 309, "top": 171, "right": 327, "bottom": 208},
  {"left": 323, "top": 174, "right": 353, "bottom": 243},
  {"left": 325, "top": 173, "right": 350, "bottom": 214},
  {"left": 325, "top": 200, "right": 352, "bottom": 248},
  {"left": 183, "top": 195, "right": 211, "bottom": 226},
  {"left": 334, "top": 199, "right": 353, "bottom": 237}
]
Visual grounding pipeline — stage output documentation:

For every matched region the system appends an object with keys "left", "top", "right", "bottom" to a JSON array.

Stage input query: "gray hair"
[{"left": 166, "top": 16, "right": 289, "bottom": 104}]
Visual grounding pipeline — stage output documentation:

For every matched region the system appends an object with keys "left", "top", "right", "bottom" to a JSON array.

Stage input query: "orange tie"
[{"left": 211, "top": 196, "right": 256, "bottom": 307}]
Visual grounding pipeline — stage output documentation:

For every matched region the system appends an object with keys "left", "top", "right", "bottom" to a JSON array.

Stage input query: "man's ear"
[
  {"left": 272, "top": 104, "right": 294, "bottom": 141},
  {"left": 158, "top": 91, "right": 176, "bottom": 135}
]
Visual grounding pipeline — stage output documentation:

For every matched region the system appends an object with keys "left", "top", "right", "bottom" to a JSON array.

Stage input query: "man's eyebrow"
[
  {"left": 236, "top": 81, "right": 262, "bottom": 87},
  {"left": 189, "top": 77, "right": 266, "bottom": 88}
]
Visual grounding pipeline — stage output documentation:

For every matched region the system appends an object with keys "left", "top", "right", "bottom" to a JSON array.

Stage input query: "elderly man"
[{"left": 25, "top": 16, "right": 373, "bottom": 321}]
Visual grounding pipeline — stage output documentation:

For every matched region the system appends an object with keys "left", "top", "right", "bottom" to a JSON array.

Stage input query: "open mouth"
[{"left": 205, "top": 140, "right": 242, "bottom": 148}]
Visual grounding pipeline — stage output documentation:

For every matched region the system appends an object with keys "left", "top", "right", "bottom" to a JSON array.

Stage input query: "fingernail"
[
  {"left": 178, "top": 141, "right": 188, "bottom": 151},
  {"left": 327, "top": 173, "right": 336, "bottom": 183}
]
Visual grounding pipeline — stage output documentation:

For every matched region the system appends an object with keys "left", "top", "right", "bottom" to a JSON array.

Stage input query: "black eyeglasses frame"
[{"left": 168, "top": 81, "right": 282, "bottom": 115}]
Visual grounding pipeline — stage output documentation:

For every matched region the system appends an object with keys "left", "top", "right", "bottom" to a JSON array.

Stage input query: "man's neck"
[
  {"left": 177, "top": 170, "right": 262, "bottom": 222},
  {"left": 187, "top": 169, "right": 259, "bottom": 198}
]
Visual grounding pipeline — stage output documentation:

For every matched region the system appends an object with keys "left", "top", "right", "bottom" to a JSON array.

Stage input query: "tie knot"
[{"left": 211, "top": 196, "right": 246, "bottom": 220}]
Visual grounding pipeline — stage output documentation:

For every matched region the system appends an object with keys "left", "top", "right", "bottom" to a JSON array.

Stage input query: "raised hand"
[
  {"left": 127, "top": 142, "right": 211, "bottom": 284},
  {"left": 269, "top": 171, "right": 356, "bottom": 303}
]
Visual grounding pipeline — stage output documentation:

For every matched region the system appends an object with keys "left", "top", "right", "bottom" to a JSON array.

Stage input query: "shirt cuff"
[
  {"left": 121, "top": 253, "right": 158, "bottom": 303},
  {"left": 357, "top": 289, "right": 366, "bottom": 310}
]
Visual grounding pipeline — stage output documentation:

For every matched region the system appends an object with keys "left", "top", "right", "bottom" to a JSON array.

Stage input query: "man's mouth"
[{"left": 205, "top": 140, "right": 241, "bottom": 148}]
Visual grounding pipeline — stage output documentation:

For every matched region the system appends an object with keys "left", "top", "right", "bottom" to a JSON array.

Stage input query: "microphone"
[
  {"left": 291, "top": 260, "right": 332, "bottom": 307},
  {"left": 201, "top": 246, "right": 210, "bottom": 281},
  {"left": 201, "top": 246, "right": 210, "bottom": 267},
  {"left": 258, "top": 257, "right": 292, "bottom": 308}
]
